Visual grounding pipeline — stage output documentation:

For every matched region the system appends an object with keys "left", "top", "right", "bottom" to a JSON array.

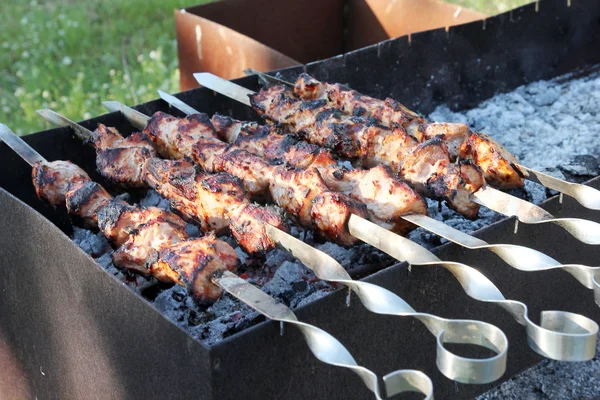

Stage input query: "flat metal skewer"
[
  {"left": 195, "top": 72, "right": 600, "bottom": 245},
  {"left": 156, "top": 90, "right": 600, "bottom": 307},
  {"left": 0, "top": 123, "right": 434, "bottom": 400},
  {"left": 101, "top": 102, "right": 598, "bottom": 364}
]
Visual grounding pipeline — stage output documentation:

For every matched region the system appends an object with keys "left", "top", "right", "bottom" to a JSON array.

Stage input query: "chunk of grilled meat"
[
  {"left": 89, "top": 122, "right": 286, "bottom": 253},
  {"left": 251, "top": 84, "right": 484, "bottom": 218},
  {"left": 31, "top": 159, "right": 239, "bottom": 303},
  {"left": 212, "top": 116, "right": 427, "bottom": 234},
  {"left": 458, "top": 132, "right": 523, "bottom": 189},
  {"left": 400, "top": 138, "right": 484, "bottom": 218},
  {"left": 294, "top": 73, "right": 423, "bottom": 129},
  {"left": 91, "top": 124, "right": 157, "bottom": 188},
  {"left": 189, "top": 136, "right": 366, "bottom": 245},
  {"left": 156, "top": 233, "right": 238, "bottom": 302},
  {"left": 33, "top": 160, "right": 91, "bottom": 206},
  {"left": 294, "top": 73, "right": 524, "bottom": 190},
  {"left": 144, "top": 111, "right": 219, "bottom": 159},
  {"left": 144, "top": 157, "right": 287, "bottom": 252},
  {"left": 145, "top": 111, "right": 368, "bottom": 245}
]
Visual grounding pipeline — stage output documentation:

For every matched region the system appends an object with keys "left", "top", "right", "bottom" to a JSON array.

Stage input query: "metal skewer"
[
  {"left": 194, "top": 72, "right": 600, "bottom": 246},
  {"left": 99, "top": 103, "right": 598, "bottom": 363},
  {"left": 0, "top": 123, "right": 434, "bottom": 400},
  {"left": 156, "top": 90, "right": 600, "bottom": 307},
  {"left": 246, "top": 68, "right": 600, "bottom": 211},
  {"left": 39, "top": 109, "right": 511, "bottom": 384}
]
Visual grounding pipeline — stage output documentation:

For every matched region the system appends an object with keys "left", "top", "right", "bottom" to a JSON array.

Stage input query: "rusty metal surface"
[{"left": 176, "top": 0, "right": 485, "bottom": 86}]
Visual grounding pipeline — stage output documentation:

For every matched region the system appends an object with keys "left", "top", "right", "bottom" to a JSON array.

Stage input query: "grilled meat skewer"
[
  {"left": 32, "top": 159, "right": 238, "bottom": 303},
  {"left": 88, "top": 123, "right": 287, "bottom": 253},
  {"left": 250, "top": 84, "right": 484, "bottom": 218},
  {"left": 143, "top": 112, "right": 368, "bottom": 245},
  {"left": 293, "top": 73, "right": 523, "bottom": 189},
  {"left": 210, "top": 115, "right": 427, "bottom": 234}
]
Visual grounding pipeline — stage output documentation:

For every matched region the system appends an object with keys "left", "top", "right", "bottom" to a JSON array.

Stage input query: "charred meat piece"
[
  {"left": 191, "top": 135, "right": 365, "bottom": 245},
  {"left": 228, "top": 202, "right": 287, "bottom": 253},
  {"left": 143, "top": 111, "right": 182, "bottom": 159},
  {"left": 459, "top": 132, "right": 523, "bottom": 189},
  {"left": 92, "top": 124, "right": 157, "bottom": 188},
  {"left": 144, "top": 157, "right": 287, "bottom": 253},
  {"left": 400, "top": 139, "right": 484, "bottom": 218},
  {"left": 32, "top": 160, "right": 90, "bottom": 206},
  {"left": 294, "top": 73, "right": 422, "bottom": 128},
  {"left": 30, "top": 158, "right": 239, "bottom": 303},
  {"left": 294, "top": 74, "right": 524, "bottom": 191},
  {"left": 415, "top": 123, "right": 470, "bottom": 159},
  {"left": 65, "top": 180, "right": 114, "bottom": 229},
  {"left": 144, "top": 157, "right": 245, "bottom": 234},
  {"left": 156, "top": 234, "right": 238, "bottom": 303},
  {"left": 112, "top": 210, "right": 188, "bottom": 274},
  {"left": 144, "top": 111, "right": 218, "bottom": 159},
  {"left": 212, "top": 118, "right": 427, "bottom": 234}
]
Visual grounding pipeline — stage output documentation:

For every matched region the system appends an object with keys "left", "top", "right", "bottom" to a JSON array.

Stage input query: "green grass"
[
  {"left": 0, "top": 0, "right": 206, "bottom": 135},
  {"left": 0, "top": 0, "right": 533, "bottom": 135},
  {"left": 447, "top": 0, "right": 533, "bottom": 15}
]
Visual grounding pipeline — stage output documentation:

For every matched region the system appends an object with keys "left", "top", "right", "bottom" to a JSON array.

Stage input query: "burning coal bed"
[{"left": 73, "top": 68, "right": 600, "bottom": 346}]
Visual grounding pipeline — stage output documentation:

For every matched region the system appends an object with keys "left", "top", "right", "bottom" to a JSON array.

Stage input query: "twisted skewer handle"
[
  {"left": 475, "top": 186, "right": 600, "bottom": 245},
  {"left": 265, "top": 225, "right": 508, "bottom": 384},
  {"left": 215, "top": 271, "right": 434, "bottom": 399},
  {"left": 351, "top": 215, "right": 599, "bottom": 361},
  {"left": 516, "top": 164, "right": 600, "bottom": 211},
  {"left": 403, "top": 214, "right": 600, "bottom": 305}
]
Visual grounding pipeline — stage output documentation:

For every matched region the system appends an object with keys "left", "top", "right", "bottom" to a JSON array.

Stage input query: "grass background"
[{"left": 0, "top": 0, "right": 532, "bottom": 135}]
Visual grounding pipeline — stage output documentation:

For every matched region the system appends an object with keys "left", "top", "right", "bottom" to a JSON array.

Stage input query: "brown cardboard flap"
[{"left": 176, "top": 0, "right": 486, "bottom": 88}]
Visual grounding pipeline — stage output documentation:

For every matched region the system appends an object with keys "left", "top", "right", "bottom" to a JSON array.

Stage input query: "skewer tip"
[{"left": 102, "top": 101, "right": 122, "bottom": 113}]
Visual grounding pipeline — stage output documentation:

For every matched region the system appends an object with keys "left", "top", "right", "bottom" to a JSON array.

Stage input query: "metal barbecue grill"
[{"left": 1, "top": 0, "right": 600, "bottom": 399}]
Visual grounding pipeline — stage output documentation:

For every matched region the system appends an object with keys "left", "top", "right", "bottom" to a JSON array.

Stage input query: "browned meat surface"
[
  {"left": 212, "top": 117, "right": 427, "bottom": 234},
  {"left": 91, "top": 124, "right": 157, "bottom": 188},
  {"left": 32, "top": 160, "right": 90, "bottom": 206},
  {"left": 30, "top": 158, "right": 239, "bottom": 303},
  {"left": 415, "top": 123, "right": 470, "bottom": 159},
  {"left": 294, "top": 74, "right": 524, "bottom": 190},
  {"left": 251, "top": 84, "right": 487, "bottom": 218},
  {"left": 65, "top": 180, "right": 114, "bottom": 229},
  {"left": 88, "top": 121, "right": 286, "bottom": 253},
  {"left": 156, "top": 234, "right": 238, "bottom": 303},
  {"left": 143, "top": 157, "right": 287, "bottom": 253},
  {"left": 459, "top": 132, "right": 523, "bottom": 189},
  {"left": 144, "top": 111, "right": 218, "bottom": 159},
  {"left": 112, "top": 210, "right": 188, "bottom": 274},
  {"left": 294, "top": 73, "right": 422, "bottom": 128},
  {"left": 400, "top": 138, "right": 484, "bottom": 218},
  {"left": 193, "top": 138, "right": 365, "bottom": 245}
]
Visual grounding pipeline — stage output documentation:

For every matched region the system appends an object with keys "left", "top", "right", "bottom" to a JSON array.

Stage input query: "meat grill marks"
[
  {"left": 32, "top": 160, "right": 238, "bottom": 303},
  {"left": 144, "top": 112, "right": 367, "bottom": 245},
  {"left": 88, "top": 119, "right": 287, "bottom": 254},
  {"left": 211, "top": 115, "right": 428, "bottom": 234},
  {"left": 293, "top": 73, "right": 523, "bottom": 189},
  {"left": 250, "top": 85, "right": 484, "bottom": 218}
]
